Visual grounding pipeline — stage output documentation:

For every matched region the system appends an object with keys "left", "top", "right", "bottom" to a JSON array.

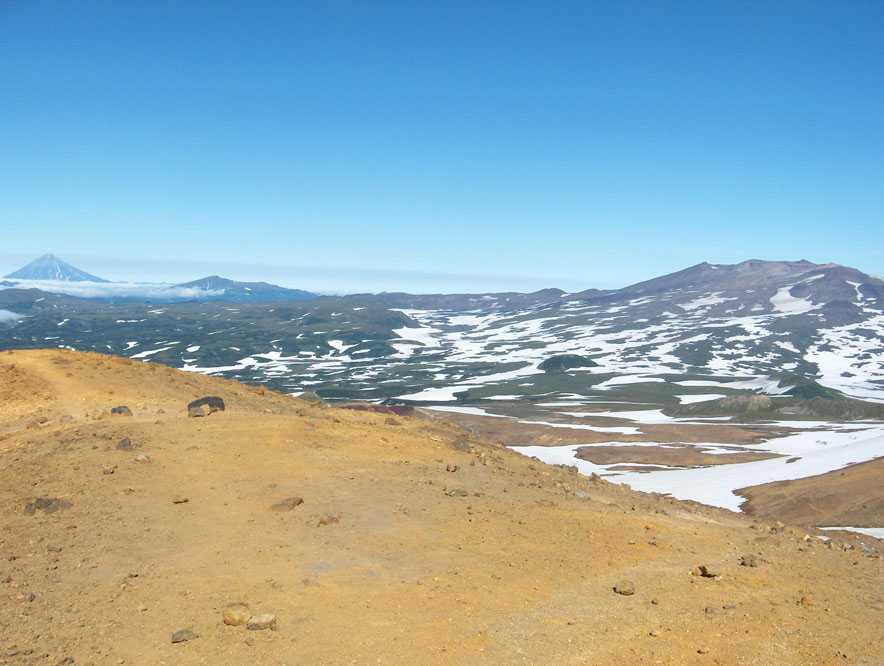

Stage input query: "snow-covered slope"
[{"left": 2, "top": 259, "right": 883, "bottom": 404}]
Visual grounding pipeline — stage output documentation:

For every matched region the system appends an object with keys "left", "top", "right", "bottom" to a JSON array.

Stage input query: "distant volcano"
[{"left": 4, "top": 254, "right": 108, "bottom": 282}]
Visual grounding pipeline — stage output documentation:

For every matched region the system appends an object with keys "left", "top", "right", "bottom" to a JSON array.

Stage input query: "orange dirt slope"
[{"left": 0, "top": 349, "right": 882, "bottom": 665}]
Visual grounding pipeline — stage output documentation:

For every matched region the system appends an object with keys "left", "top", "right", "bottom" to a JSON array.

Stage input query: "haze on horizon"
[{"left": 2, "top": 2, "right": 883, "bottom": 293}]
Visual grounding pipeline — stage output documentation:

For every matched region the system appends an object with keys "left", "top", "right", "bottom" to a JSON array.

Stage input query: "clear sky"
[{"left": 2, "top": 1, "right": 883, "bottom": 293}]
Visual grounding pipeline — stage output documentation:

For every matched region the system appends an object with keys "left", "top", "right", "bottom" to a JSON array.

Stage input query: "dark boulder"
[
  {"left": 110, "top": 406, "right": 133, "bottom": 416},
  {"left": 187, "top": 396, "right": 225, "bottom": 417}
]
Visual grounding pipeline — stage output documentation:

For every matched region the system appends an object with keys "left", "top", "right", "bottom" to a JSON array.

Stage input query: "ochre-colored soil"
[
  {"left": 740, "top": 456, "right": 884, "bottom": 528},
  {"left": 437, "top": 409, "right": 768, "bottom": 446},
  {"left": 575, "top": 444, "right": 775, "bottom": 467},
  {"left": 1, "top": 350, "right": 882, "bottom": 665}
]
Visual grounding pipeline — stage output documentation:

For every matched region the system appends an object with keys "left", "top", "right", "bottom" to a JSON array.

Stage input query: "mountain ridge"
[{"left": 173, "top": 275, "right": 317, "bottom": 302}]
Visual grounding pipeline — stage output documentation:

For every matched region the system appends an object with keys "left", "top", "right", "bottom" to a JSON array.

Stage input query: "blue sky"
[{"left": 2, "top": 1, "right": 883, "bottom": 293}]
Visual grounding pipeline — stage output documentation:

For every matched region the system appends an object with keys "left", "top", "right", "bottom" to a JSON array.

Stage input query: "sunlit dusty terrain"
[{"left": 1, "top": 349, "right": 882, "bottom": 665}]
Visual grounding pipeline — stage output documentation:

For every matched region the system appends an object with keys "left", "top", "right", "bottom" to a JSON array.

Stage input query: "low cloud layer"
[
  {"left": 0, "top": 309, "right": 24, "bottom": 325},
  {"left": 0, "top": 280, "right": 224, "bottom": 301}
]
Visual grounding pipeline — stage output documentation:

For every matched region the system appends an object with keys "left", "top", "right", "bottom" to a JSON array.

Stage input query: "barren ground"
[
  {"left": 740, "top": 457, "right": 884, "bottom": 527},
  {"left": 1, "top": 350, "right": 882, "bottom": 665}
]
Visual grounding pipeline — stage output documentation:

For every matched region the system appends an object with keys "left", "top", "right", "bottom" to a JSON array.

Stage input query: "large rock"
[
  {"left": 110, "top": 406, "right": 132, "bottom": 416},
  {"left": 187, "top": 396, "right": 225, "bottom": 417}
]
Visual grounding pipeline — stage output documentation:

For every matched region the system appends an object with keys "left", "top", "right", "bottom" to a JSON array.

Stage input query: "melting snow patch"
[
  {"left": 595, "top": 375, "right": 666, "bottom": 390},
  {"left": 513, "top": 425, "right": 884, "bottom": 512},
  {"left": 397, "top": 386, "right": 475, "bottom": 401},
  {"left": 770, "top": 286, "right": 819, "bottom": 315},
  {"left": 130, "top": 346, "right": 173, "bottom": 359},
  {"left": 676, "top": 394, "right": 726, "bottom": 404},
  {"left": 819, "top": 526, "right": 884, "bottom": 539},
  {"left": 679, "top": 293, "right": 734, "bottom": 311},
  {"left": 426, "top": 406, "right": 508, "bottom": 418}
]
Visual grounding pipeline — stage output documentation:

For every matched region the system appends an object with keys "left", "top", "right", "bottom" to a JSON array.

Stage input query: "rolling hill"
[
  {"left": 0, "top": 349, "right": 880, "bottom": 664},
  {"left": 0, "top": 259, "right": 882, "bottom": 406}
]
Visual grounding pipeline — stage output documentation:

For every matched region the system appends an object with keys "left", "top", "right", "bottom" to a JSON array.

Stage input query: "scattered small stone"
[
  {"left": 23, "top": 497, "right": 72, "bottom": 515},
  {"left": 317, "top": 515, "right": 340, "bottom": 526},
  {"left": 384, "top": 417, "right": 400, "bottom": 426},
  {"left": 445, "top": 488, "right": 469, "bottom": 497},
  {"left": 172, "top": 496, "right": 189, "bottom": 504},
  {"left": 704, "top": 605, "right": 733, "bottom": 616},
  {"left": 47, "top": 544, "right": 64, "bottom": 553},
  {"left": 116, "top": 437, "right": 137, "bottom": 451},
  {"left": 246, "top": 613, "right": 278, "bottom": 631},
  {"left": 111, "top": 406, "right": 133, "bottom": 416},
  {"left": 450, "top": 438, "right": 471, "bottom": 452},
  {"left": 270, "top": 497, "right": 304, "bottom": 512},
  {"left": 613, "top": 580, "right": 635, "bottom": 596},
  {"left": 799, "top": 595, "right": 814, "bottom": 608},
  {"left": 134, "top": 454, "right": 151, "bottom": 463},
  {"left": 739, "top": 554, "right": 759, "bottom": 567},
  {"left": 222, "top": 603, "right": 251, "bottom": 626},
  {"left": 24, "top": 591, "right": 37, "bottom": 602},
  {"left": 649, "top": 629, "right": 660, "bottom": 637},
  {"left": 446, "top": 464, "right": 459, "bottom": 473},
  {"left": 697, "top": 647, "right": 709, "bottom": 655},
  {"left": 102, "top": 465, "right": 117, "bottom": 475},
  {"left": 170, "top": 628, "right": 197, "bottom": 643},
  {"left": 694, "top": 565, "right": 718, "bottom": 578}
]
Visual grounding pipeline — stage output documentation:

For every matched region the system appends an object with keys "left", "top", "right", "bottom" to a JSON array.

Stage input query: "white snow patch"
[
  {"left": 676, "top": 394, "right": 726, "bottom": 404},
  {"left": 770, "top": 286, "right": 819, "bottom": 315},
  {"left": 819, "top": 526, "right": 884, "bottom": 539},
  {"left": 513, "top": 425, "right": 884, "bottom": 512}
]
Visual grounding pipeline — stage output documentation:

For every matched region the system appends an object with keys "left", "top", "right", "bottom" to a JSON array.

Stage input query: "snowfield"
[{"left": 512, "top": 425, "right": 884, "bottom": 512}]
